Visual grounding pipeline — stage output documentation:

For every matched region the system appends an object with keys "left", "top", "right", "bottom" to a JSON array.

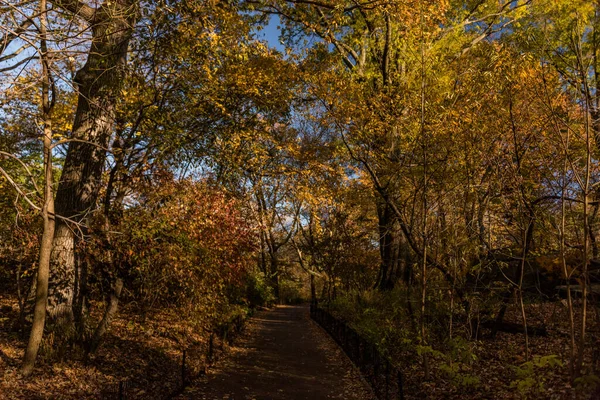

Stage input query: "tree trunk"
[
  {"left": 48, "top": 223, "right": 75, "bottom": 323},
  {"left": 72, "top": 254, "right": 89, "bottom": 338},
  {"left": 21, "top": 166, "right": 55, "bottom": 376},
  {"left": 270, "top": 255, "right": 280, "bottom": 302},
  {"left": 375, "top": 197, "right": 403, "bottom": 291},
  {"left": 22, "top": 4, "right": 54, "bottom": 373},
  {"left": 47, "top": 0, "right": 138, "bottom": 323},
  {"left": 87, "top": 278, "right": 123, "bottom": 355}
]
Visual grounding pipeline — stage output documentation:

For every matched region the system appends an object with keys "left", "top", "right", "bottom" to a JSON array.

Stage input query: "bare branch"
[
  {"left": 0, "top": 151, "right": 41, "bottom": 194},
  {"left": 0, "top": 165, "right": 41, "bottom": 210},
  {"left": 0, "top": 17, "right": 33, "bottom": 56},
  {"left": 0, "top": 55, "right": 34, "bottom": 72}
]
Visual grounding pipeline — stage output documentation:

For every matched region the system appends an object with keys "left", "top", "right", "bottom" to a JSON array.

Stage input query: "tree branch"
[{"left": 49, "top": 0, "right": 95, "bottom": 22}]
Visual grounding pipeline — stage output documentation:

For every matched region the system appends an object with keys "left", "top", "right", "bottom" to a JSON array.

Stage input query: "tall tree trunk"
[
  {"left": 47, "top": 0, "right": 138, "bottom": 324},
  {"left": 375, "top": 197, "right": 402, "bottom": 291},
  {"left": 22, "top": 139, "right": 55, "bottom": 376},
  {"left": 22, "top": 2, "right": 54, "bottom": 374}
]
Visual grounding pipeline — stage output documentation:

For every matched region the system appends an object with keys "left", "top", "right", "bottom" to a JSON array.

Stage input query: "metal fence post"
[
  {"left": 208, "top": 333, "right": 214, "bottom": 363},
  {"left": 182, "top": 349, "right": 187, "bottom": 386},
  {"left": 358, "top": 335, "right": 363, "bottom": 366},
  {"left": 118, "top": 381, "right": 124, "bottom": 400},
  {"left": 374, "top": 352, "right": 379, "bottom": 383},
  {"left": 385, "top": 359, "right": 390, "bottom": 400},
  {"left": 354, "top": 331, "right": 360, "bottom": 363},
  {"left": 397, "top": 369, "right": 404, "bottom": 400}
]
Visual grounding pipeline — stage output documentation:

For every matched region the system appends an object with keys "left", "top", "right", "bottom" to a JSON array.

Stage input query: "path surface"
[{"left": 177, "top": 305, "right": 375, "bottom": 400}]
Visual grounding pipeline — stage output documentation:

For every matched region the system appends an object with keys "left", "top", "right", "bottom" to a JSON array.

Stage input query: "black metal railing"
[
  {"left": 310, "top": 304, "right": 404, "bottom": 400},
  {"left": 102, "top": 312, "right": 250, "bottom": 399}
]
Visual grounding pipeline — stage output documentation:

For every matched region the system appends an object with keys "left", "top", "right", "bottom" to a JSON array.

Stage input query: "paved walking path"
[{"left": 176, "top": 305, "right": 374, "bottom": 400}]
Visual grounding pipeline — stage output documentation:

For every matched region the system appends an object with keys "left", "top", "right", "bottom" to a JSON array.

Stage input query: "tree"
[
  {"left": 45, "top": 0, "right": 139, "bottom": 325},
  {"left": 16, "top": 0, "right": 56, "bottom": 376}
]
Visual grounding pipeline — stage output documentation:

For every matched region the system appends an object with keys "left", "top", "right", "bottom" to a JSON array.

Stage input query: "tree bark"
[
  {"left": 374, "top": 198, "right": 403, "bottom": 291},
  {"left": 47, "top": 0, "right": 138, "bottom": 324},
  {"left": 21, "top": 159, "right": 54, "bottom": 375}
]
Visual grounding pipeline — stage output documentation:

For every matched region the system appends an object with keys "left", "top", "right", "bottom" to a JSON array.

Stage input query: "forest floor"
[
  {"left": 0, "top": 293, "right": 225, "bottom": 399},
  {"left": 377, "top": 300, "right": 600, "bottom": 400},
  {"left": 175, "top": 304, "right": 375, "bottom": 400},
  {"left": 2, "top": 294, "right": 599, "bottom": 399},
  {"left": 0, "top": 297, "right": 373, "bottom": 400}
]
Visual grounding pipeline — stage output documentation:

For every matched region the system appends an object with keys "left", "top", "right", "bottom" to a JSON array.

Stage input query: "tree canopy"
[{"left": 1, "top": 0, "right": 600, "bottom": 398}]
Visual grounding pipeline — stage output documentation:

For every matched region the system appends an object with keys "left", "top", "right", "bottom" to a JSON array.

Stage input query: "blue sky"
[{"left": 255, "top": 15, "right": 286, "bottom": 53}]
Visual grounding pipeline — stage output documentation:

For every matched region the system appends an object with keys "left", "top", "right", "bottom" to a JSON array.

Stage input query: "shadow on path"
[{"left": 176, "top": 305, "right": 374, "bottom": 400}]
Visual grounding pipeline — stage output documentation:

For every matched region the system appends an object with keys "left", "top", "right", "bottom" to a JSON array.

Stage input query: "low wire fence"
[
  {"left": 310, "top": 304, "right": 405, "bottom": 400},
  {"left": 101, "top": 313, "right": 248, "bottom": 399}
]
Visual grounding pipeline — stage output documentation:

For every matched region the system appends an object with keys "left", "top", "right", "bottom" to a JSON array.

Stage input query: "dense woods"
[{"left": 1, "top": 0, "right": 600, "bottom": 398}]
